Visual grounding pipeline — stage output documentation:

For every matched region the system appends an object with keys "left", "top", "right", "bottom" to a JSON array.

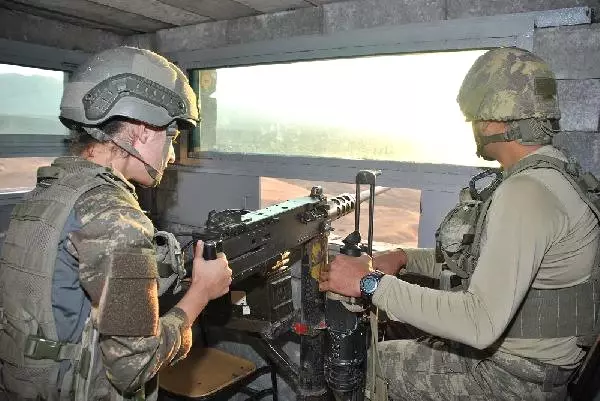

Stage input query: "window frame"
[
  {"left": 169, "top": 12, "right": 536, "bottom": 70},
  {"left": 173, "top": 11, "right": 540, "bottom": 189},
  {"left": 166, "top": 8, "right": 590, "bottom": 248}
]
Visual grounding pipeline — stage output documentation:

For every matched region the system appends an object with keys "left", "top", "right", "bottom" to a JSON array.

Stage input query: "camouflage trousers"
[
  {"left": 0, "top": 358, "right": 157, "bottom": 401},
  {"left": 368, "top": 338, "right": 575, "bottom": 401}
]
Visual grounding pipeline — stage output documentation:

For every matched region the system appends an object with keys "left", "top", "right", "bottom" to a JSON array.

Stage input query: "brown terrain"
[
  {"left": 0, "top": 160, "right": 420, "bottom": 248},
  {"left": 0, "top": 157, "right": 54, "bottom": 193},
  {"left": 261, "top": 177, "right": 420, "bottom": 248}
]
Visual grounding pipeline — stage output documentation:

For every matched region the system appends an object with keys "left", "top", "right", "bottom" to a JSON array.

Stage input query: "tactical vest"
[
  {"left": 0, "top": 157, "right": 136, "bottom": 400},
  {"left": 436, "top": 154, "right": 600, "bottom": 342}
]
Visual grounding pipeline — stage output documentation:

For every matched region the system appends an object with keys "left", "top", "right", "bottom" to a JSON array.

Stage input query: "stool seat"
[{"left": 159, "top": 347, "right": 257, "bottom": 398}]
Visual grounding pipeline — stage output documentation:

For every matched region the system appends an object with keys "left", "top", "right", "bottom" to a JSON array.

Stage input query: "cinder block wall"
[
  {"left": 536, "top": 24, "right": 600, "bottom": 174},
  {"left": 137, "top": 0, "right": 600, "bottom": 176}
]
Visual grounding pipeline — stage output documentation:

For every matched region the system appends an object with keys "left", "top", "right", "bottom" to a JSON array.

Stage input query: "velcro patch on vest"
[{"left": 97, "top": 252, "right": 159, "bottom": 336}]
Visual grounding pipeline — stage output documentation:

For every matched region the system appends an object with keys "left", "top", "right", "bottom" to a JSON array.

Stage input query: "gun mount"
[{"left": 173, "top": 181, "right": 389, "bottom": 400}]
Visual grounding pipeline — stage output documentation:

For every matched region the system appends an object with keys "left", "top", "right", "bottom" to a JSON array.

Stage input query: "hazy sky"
[
  {"left": 212, "top": 50, "right": 497, "bottom": 166},
  {"left": 0, "top": 64, "right": 63, "bottom": 79},
  {"left": 0, "top": 51, "right": 498, "bottom": 167}
]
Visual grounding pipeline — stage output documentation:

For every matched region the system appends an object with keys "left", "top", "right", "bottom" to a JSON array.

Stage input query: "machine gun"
[
  {"left": 177, "top": 180, "right": 388, "bottom": 400},
  {"left": 188, "top": 185, "right": 387, "bottom": 282}
]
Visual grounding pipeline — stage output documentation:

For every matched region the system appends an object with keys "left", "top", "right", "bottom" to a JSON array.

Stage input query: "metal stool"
[{"left": 158, "top": 346, "right": 278, "bottom": 401}]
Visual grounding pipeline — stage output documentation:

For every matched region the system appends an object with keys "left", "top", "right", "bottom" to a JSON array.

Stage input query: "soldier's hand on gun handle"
[
  {"left": 319, "top": 253, "right": 372, "bottom": 297},
  {"left": 372, "top": 248, "right": 407, "bottom": 276},
  {"left": 175, "top": 240, "right": 232, "bottom": 324},
  {"left": 190, "top": 240, "right": 232, "bottom": 301}
]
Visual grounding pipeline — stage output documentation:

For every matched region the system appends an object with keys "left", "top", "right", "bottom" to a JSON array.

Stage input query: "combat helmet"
[
  {"left": 458, "top": 48, "right": 560, "bottom": 151},
  {"left": 60, "top": 46, "right": 198, "bottom": 130},
  {"left": 457, "top": 47, "right": 560, "bottom": 123}
]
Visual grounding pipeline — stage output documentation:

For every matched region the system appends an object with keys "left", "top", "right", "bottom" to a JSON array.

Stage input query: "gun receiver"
[{"left": 188, "top": 185, "right": 389, "bottom": 284}]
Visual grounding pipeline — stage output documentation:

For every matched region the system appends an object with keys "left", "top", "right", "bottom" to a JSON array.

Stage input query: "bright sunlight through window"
[
  {"left": 193, "top": 50, "right": 497, "bottom": 167},
  {"left": 0, "top": 64, "right": 65, "bottom": 136}
]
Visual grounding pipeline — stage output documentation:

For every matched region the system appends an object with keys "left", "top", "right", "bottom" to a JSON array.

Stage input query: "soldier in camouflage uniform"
[
  {"left": 0, "top": 46, "right": 233, "bottom": 400},
  {"left": 320, "top": 48, "right": 600, "bottom": 400}
]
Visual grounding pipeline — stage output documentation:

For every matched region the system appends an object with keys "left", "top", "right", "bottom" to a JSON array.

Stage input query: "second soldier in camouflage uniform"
[
  {"left": 320, "top": 48, "right": 600, "bottom": 400},
  {"left": 0, "top": 47, "right": 233, "bottom": 400}
]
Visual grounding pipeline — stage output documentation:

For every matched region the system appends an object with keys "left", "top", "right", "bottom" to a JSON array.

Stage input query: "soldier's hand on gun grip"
[
  {"left": 373, "top": 248, "right": 407, "bottom": 276},
  {"left": 319, "top": 254, "right": 372, "bottom": 297},
  {"left": 190, "top": 240, "right": 232, "bottom": 301}
]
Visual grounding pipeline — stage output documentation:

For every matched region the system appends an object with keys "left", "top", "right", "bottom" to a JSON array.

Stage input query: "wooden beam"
[
  {"left": 158, "top": 0, "right": 258, "bottom": 20},
  {"left": 234, "top": 0, "right": 312, "bottom": 13},
  {"left": 86, "top": 0, "right": 211, "bottom": 26},
  {"left": 10, "top": 0, "right": 171, "bottom": 32},
  {"left": 0, "top": 8, "right": 123, "bottom": 53}
]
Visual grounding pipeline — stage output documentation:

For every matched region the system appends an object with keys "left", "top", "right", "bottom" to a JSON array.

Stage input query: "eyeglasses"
[{"left": 166, "top": 121, "right": 180, "bottom": 144}]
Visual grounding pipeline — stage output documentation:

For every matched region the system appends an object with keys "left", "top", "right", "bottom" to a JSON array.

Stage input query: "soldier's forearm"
[
  {"left": 372, "top": 275, "right": 498, "bottom": 349},
  {"left": 175, "top": 287, "right": 209, "bottom": 324}
]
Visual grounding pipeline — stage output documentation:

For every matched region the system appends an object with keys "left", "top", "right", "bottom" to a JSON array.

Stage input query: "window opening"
[
  {"left": 0, "top": 64, "right": 66, "bottom": 136},
  {"left": 0, "top": 157, "right": 54, "bottom": 193},
  {"left": 191, "top": 50, "right": 497, "bottom": 168}
]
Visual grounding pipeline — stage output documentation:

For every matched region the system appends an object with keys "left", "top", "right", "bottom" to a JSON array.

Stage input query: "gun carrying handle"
[
  {"left": 202, "top": 240, "right": 223, "bottom": 260},
  {"left": 358, "top": 169, "right": 380, "bottom": 256}
]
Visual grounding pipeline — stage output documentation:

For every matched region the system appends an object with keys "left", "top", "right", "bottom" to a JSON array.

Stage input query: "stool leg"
[{"left": 270, "top": 367, "right": 278, "bottom": 401}]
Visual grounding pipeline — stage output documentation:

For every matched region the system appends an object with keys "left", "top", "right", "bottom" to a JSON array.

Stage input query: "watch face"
[{"left": 362, "top": 275, "right": 378, "bottom": 294}]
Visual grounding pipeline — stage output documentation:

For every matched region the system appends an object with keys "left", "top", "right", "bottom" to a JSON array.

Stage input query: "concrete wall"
[{"left": 0, "top": 9, "right": 124, "bottom": 54}]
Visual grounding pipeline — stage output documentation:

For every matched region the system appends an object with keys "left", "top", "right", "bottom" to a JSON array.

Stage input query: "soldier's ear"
[
  {"left": 133, "top": 123, "right": 152, "bottom": 144},
  {"left": 82, "top": 142, "right": 95, "bottom": 158}
]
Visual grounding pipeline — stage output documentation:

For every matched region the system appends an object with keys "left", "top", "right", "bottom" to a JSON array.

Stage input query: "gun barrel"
[{"left": 327, "top": 186, "right": 389, "bottom": 220}]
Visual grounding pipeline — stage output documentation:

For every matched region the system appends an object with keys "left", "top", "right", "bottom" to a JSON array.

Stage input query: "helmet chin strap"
[
  {"left": 147, "top": 137, "right": 173, "bottom": 187},
  {"left": 474, "top": 131, "right": 508, "bottom": 161},
  {"left": 474, "top": 119, "right": 556, "bottom": 160},
  {"left": 83, "top": 126, "right": 167, "bottom": 187}
]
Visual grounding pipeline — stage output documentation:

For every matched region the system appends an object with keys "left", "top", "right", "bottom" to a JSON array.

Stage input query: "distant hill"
[
  {"left": 0, "top": 73, "right": 63, "bottom": 117},
  {"left": 0, "top": 114, "right": 65, "bottom": 135}
]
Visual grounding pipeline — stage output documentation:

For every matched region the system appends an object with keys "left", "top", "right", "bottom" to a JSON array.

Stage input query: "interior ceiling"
[{"left": 0, "top": 0, "right": 347, "bottom": 35}]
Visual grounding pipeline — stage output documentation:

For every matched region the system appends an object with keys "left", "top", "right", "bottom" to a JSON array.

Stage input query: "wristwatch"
[{"left": 359, "top": 270, "right": 385, "bottom": 303}]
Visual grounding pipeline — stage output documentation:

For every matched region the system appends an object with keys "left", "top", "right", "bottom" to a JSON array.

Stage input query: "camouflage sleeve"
[
  {"left": 69, "top": 184, "right": 192, "bottom": 393},
  {"left": 99, "top": 307, "right": 192, "bottom": 394}
]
